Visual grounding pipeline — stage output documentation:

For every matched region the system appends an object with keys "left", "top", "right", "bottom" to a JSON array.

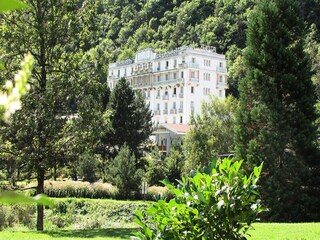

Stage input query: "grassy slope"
[{"left": 1, "top": 223, "right": 320, "bottom": 240}]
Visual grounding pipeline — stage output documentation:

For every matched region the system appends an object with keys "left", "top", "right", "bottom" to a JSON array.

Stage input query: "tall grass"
[{"left": 43, "top": 181, "right": 118, "bottom": 199}]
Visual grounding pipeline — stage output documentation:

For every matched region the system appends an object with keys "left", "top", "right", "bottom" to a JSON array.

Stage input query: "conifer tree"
[
  {"left": 108, "top": 78, "right": 153, "bottom": 157},
  {"left": 235, "top": 0, "right": 320, "bottom": 221}
]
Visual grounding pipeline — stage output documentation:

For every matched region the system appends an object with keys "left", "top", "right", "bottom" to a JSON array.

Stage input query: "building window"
[
  {"left": 165, "top": 102, "right": 168, "bottom": 110},
  {"left": 173, "top": 88, "right": 177, "bottom": 95},
  {"left": 192, "top": 57, "right": 195, "bottom": 63},
  {"left": 157, "top": 89, "right": 160, "bottom": 97},
  {"left": 174, "top": 59, "right": 177, "bottom": 67},
  {"left": 165, "top": 74, "right": 168, "bottom": 80},
  {"left": 165, "top": 90, "right": 168, "bottom": 96},
  {"left": 220, "top": 75, "right": 223, "bottom": 82},
  {"left": 219, "top": 62, "right": 223, "bottom": 67},
  {"left": 173, "top": 102, "right": 176, "bottom": 109},
  {"left": 191, "top": 86, "right": 194, "bottom": 93},
  {"left": 117, "top": 69, "right": 120, "bottom": 77},
  {"left": 204, "top": 59, "right": 211, "bottom": 67},
  {"left": 157, "top": 103, "right": 160, "bottom": 110},
  {"left": 180, "top": 101, "right": 183, "bottom": 108},
  {"left": 181, "top": 71, "right": 184, "bottom": 78},
  {"left": 157, "top": 76, "right": 160, "bottom": 81},
  {"left": 166, "top": 61, "right": 169, "bottom": 68},
  {"left": 191, "top": 71, "right": 195, "bottom": 78},
  {"left": 180, "top": 87, "right": 183, "bottom": 93},
  {"left": 203, "top": 88, "right": 210, "bottom": 96},
  {"left": 180, "top": 116, "right": 183, "bottom": 124},
  {"left": 157, "top": 62, "right": 161, "bottom": 71},
  {"left": 204, "top": 73, "right": 210, "bottom": 81},
  {"left": 173, "top": 73, "right": 177, "bottom": 79}
]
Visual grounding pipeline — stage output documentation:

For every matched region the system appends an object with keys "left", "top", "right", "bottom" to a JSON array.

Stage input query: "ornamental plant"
[{"left": 133, "top": 158, "right": 264, "bottom": 240}]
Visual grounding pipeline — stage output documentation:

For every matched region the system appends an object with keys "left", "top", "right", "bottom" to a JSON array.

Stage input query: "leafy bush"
[
  {"left": 0, "top": 204, "right": 36, "bottom": 230},
  {"left": 0, "top": 198, "right": 150, "bottom": 230},
  {"left": 43, "top": 180, "right": 118, "bottom": 199},
  {"left": 133, "top": 158, "right": 264, "bottom": 240},
  {"left": 46, "top": 198, "right": 150, "bottom": 229}
]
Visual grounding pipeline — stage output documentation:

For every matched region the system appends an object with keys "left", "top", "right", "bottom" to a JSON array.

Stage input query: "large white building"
[{"left": 107, "top": 46, "right": 228, "bottom": 127}]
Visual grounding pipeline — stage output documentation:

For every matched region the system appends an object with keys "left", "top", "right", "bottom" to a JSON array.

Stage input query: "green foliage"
[
  {"left": 0, "top": 204, "right": 36, "bottom": 230},
  {"left": 183, "top": 96, "right": 238, "bottom": 173},
  {"left": 0, "top": 198, "right": 150, "bottom": 230},
  {"left": 78, "top": 153, "right": 100, "bottom": 183},
  {"left": 109, "top": 145, "right": 144, "bottom": 199},
  {"left": 0, "top": 0, "right": 28, "bottom": 12},
  {"left": 133, "top": 158, "right": 264, "bottom": 240},
  {"left": 235, "top": 0, "right": 320, "bottom": 221},
  {"left": 144, "top": 147, "right": 184, "bottom": 186},
  {"left": 0, "top": 192, "right": 53, "bottom": 207}
]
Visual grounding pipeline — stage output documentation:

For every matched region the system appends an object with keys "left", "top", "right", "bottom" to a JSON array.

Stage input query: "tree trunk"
[{"left": 36, "top": 171, "right": 45, "bottom": 231}]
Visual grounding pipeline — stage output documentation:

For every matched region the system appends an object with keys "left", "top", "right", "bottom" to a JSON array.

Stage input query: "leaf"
[
  {"left": 0, "top": 0, "right": 29, "bottom": 12},
  {"left": 0, "top": 191, "right": 54, "bottom": 207}
]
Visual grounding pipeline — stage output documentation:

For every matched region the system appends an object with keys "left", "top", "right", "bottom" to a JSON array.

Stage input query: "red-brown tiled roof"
[{"left": 159, "top": 123, "right": 191, "bottom": 135}]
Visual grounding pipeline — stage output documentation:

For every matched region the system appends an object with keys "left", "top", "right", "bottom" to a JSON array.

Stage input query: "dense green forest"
[{"left": 75, "top": 0, "right": 320, "bottom": 96}]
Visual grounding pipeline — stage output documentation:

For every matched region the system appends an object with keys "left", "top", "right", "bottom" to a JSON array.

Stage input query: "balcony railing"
[
  {"left": 178, "top": 62, "right": 187, "bottom": 68},
  {"left": 153, "top": 78, "right": 184, "bottom": 87},
  {"left": 178, "top": 108, "right": 183, "bottom": 113},
  {"left": 217, "top": 81, "right": 228, "bottom": 88},
  {"left": 156, "top": 95, "right": 161, "bottom": 99},
  {"left": 179, "top": 93, "right": 184, "bottom": 98},
  {"left": 217, "top": 67, "right": 227, "bottom": 73},
  {"left": 188, "top": 63, "right": 199, "bottom": 68},
  {"left": 170, "top": 109, "right": 177, "bottom": 114},
  {"left": 163, "top": 95, "right": 169, "bottom": 100},
  {"left": 163, "top": 109, "right": 168, "bottom": 114},
  {"left": 190, "top": 78, "right": 199, "bottom": 83},
  {"left": 154, "top": 110, "right": 160, "bottom": 115},
  {"left": 172, "top": 94, "right": 177, "bottom": 98}
]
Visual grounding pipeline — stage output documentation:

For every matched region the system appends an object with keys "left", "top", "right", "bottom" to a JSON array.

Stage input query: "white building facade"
[{"left": 107, "top": 46, "right": 227, "bottom": 125}]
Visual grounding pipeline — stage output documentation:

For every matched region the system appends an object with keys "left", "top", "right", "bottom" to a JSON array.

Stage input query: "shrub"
[
  {"left": 133, "top": 158, "right": 264, "bottom": 240},
  {"left": 0, "top": 204, "right": 36, "bottom": 230},
  {"left": 145, "top": 186, "right": 172, "bottom": 201},
  {"left": 43, "top": 180, "right": 118, "bottom": 198}
]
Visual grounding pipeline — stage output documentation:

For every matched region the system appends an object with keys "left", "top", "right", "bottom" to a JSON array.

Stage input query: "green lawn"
[
  {"left": 0, "top": 228, "right": 134, "bottom": 240},
  {"left": 248, "top": 222, "right": 320, "bottom": 240},
  {"left": 1, "top": 223, "right": 319, "bottom": 240}
]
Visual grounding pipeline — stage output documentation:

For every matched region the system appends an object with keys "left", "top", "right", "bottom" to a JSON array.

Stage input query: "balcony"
[
  {"left": 188, "top": 63, "right": 199, "bottom": 68},
  {"left": 156, "top": 95, "right": 161, "bottom": 99},
  {"left": 217, "top": 66, "right": 227, "bottom": 73},
  {"left": 170, "top": 109, "right": 177, "bottom": 114},
  {"left": 190, "top": 78, "right": 199, "bottom": 83},
  {"left": 178, "top": 62, "right": 187, "bottom": 68},
  {"left": 163, "top": 109, "right": 168, "bottom": 115},
  {"left": 153, "top": 78, "right": 184, "bottom": 87},
  {"left": 178, "top": 108, "right": 183, "bottom": 113},
  {"left": 217, "top": 81, "right": 228, "bottom": 88},
  {"left": 172, "top": 94, "right": 177, "bottom": 98},
  {"left": 163, "top": 95, "right": 169, "bottom": 100},
  {"left": 154, "top": 110, "right": 160, "bottom": 115},
  {"left": 179, "top": 93, "right": 184, "bottom": 98}
]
